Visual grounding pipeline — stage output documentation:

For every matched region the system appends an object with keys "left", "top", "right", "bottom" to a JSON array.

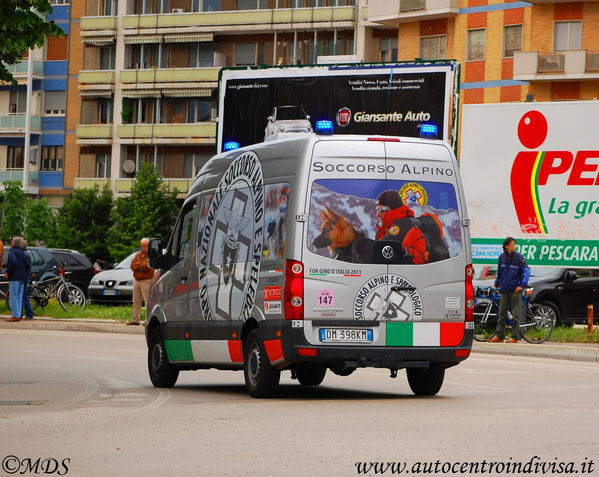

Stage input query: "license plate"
[
  {"left": 319, "top": 328, "right": 373, "bottom": 343},
  {"left": 102, "top": 290, "right": 117, "bottom": 296}
]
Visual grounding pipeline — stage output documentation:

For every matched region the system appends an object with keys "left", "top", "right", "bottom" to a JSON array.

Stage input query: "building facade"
[{"left": 3, "top": 0, "right": 597, "bottom": 203}]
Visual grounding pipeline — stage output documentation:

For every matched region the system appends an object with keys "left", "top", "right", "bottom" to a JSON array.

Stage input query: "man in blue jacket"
[
  {"left": 489, "top": 236, "right": 531, "bottom": 343},
  {"left": 6, "top": 236, "right": 28, "bottom": 322}
]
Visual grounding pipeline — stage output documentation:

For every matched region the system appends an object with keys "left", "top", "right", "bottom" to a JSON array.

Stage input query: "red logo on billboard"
[
  {"left": 510, "top": 111, "right": 599, "bottom": 234},
  {"left": 336, "top": 107, "right": 351, "bottom": 127}
]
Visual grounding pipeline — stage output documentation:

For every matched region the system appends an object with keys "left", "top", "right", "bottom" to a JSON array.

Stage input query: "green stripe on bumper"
[
  {"left": 164, "top": 339, "right": 192, "bottom": 361},
  {"left": 386, "top": 322, "right": 413, "bottom": 347}
]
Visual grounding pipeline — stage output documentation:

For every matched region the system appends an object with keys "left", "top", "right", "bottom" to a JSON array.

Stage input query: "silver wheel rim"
[
  {"left": 152, "top": 343, "right": 164, "bottom": 373},
  {"left": 247, "top": 342, "right": 262, "bottom": 387}
]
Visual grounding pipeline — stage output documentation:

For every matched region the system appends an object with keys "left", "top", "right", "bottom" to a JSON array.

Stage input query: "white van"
[{"left": 146, "top": 127, "right": 474, "bottom": 397}]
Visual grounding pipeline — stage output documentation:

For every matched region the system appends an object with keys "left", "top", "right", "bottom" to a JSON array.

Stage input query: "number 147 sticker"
[{"left": 317, "top": 289, "right": 334, "bottom": 306}]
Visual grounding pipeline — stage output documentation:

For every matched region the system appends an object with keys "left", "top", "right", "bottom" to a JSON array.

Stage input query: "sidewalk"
[{"left": 2, "top": 316, "right": 598, "bottom": 362}]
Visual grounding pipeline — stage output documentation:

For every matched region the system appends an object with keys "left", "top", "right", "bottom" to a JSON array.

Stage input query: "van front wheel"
[
  {"left": 148, "top": 329, "right": 179, "bottom": 388},
  {"left": 243, "top": 329, "right": 280, "bottom": 398},
  {"left": 406, "top": 366, "right": 445, "bottom": 396}
]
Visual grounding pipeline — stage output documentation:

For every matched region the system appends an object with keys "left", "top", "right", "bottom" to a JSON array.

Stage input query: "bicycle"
[
  {"left": 28, "top": 267, "right": 87, "bottom": 313},
  {"left": 473, "top": 286, "right": 555, "bottom": 344}
]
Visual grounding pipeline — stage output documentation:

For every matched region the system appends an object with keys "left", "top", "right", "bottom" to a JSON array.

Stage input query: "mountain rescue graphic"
[{"left": 221, "top": 206, "right": 251, "bottom": 285}]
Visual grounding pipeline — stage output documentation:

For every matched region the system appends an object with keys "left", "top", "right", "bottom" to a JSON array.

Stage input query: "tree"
[
  {"left": 24, "top": 197, "right": 53, "bottom": 244},
  {"left": 0, "top": 0, "right": 65, "bottom": 84},
  {"left": 108, "top": 163, "right": 179, "bottom": 261},
  {"left": 49, "top": 185, "right": 114, "bottom": 262},
  {"left": 0, "top": 181, "right": 28, "bottom": 240}
]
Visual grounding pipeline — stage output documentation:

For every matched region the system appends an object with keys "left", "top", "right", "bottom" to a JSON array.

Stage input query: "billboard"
[
  {"left": 461, "top": 101, "right": 599, "bottom": 267},
  {"left": 217, "top": 62, "right": 459, "bottom": 153}
]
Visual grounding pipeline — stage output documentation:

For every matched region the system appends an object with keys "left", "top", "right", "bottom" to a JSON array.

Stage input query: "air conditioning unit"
[{"left": 172, "top": 8, "right": 184, "bottom": 13}]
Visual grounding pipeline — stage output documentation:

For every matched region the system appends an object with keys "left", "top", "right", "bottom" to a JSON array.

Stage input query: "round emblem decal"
[
  {"left": 381, "top": 245, "right": 394, "bottom": 259},
  {"left": 388, "top": 225, "right": 400, "bottom": 236},
  {"left": 198, "top": 151, "right": 264, "bottom": 321},
  {"left": 336, "top": 107, "right": 352, "bottom": 127},
  {"left": 399, "top": 182, "right": 428, "bottom": 206},
  {"left": 354, "top": 274, "right": 423, "bottom": 321}
]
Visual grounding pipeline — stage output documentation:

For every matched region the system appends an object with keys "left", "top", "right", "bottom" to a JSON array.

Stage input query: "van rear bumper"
[{"left": 261, "top": 321, "right": 473, "bottom": 370}]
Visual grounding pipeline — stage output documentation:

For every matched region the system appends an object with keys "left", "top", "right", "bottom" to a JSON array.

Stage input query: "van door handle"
[
  {"left": 180, "top": 276, "right": 188, "bottom": 284},
  {"left": 391, "top": 286, "right": 416, "bottom": 292}
]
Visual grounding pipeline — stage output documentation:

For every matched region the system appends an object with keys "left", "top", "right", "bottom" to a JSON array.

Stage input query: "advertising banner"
[
  {"left": 461, "top": 101, "right": 599, "bottom": 267},
  {"left": 217, "top": 63, "right": 458, "bottom": 152}
]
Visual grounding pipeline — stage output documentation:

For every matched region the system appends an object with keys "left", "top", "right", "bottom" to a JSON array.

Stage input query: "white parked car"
[{"left": 88, "top": 252, "right": 136, "bottom": 304}]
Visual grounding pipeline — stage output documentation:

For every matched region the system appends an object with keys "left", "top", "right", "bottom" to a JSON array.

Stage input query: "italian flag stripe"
[{"left": 386, "top": 322, "right": 464, "bottom": 347}]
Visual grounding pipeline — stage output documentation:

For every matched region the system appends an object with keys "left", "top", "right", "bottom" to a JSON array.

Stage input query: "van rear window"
[{"left": 308, "top": 179, "right": 462, "bottom": 264}]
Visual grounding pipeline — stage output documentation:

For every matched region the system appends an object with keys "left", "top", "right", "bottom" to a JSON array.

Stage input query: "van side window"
[
  {"left": 175, "top": 204, "right": 196, "bottom": 263},
  {"left": 263, "top": 183, "right": 289, "bottom": 260}
]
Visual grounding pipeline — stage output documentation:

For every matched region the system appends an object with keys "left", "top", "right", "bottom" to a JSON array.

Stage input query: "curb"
[
  {"left": 0, "top": 318, "right": 145, "bottom": 335},
  {"left": 472, "top": 341, "right": 599, "bottom": 363}
]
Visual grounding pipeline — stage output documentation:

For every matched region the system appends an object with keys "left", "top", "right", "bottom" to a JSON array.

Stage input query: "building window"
[
  {"left": 44, "top": 91, "right": 67, "bottom": 116},
  {"left": 187, "top": 100, "right": 216, "bottom": 122},
  {"left": 188, "top": 44, "right": 215, "bottom": 67},
  {"left": 50, "top": 0, "right": 69, "bottom": 4},
  {"left": 9, "top": 90, "right": 27, "bottom": 114},
  {"left": 237, "top": 0, "right": 266, "bottom": 8},
  {"left": 379, "top": 37, "right": 398, "bottom": 62},
  {"left": 96, "top": 154, "right": 111, "bottom": 178},
  {"left": 235, "top": 43, "right": 265, "bottom": 66},
  {"left": 41, "top": 146, "right": 64, "bottom": 171},
  {"left": 503, "top": 24, "right": 523, "bottom": 58},
  {"left": 100, "top": 46, "right": 116, "bottom": 70},
  {"left": 419, "top": 35, "right": 446, "bottom": 60},
  {"left": 466, "top": 28, "right": 486, "bottom": 61},
  {"left": 7, "top": 147, "right": 24, "bottom": 169},
  {"left": 554, "top": 21, "right": 582, "bottom": 51}
]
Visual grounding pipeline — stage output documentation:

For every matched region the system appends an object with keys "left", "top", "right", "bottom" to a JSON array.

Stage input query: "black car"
[
  {"left": 50, "top": 249, "right": 95, "bottom": 292},
  {"left": 1, "top": 246, "right": 58, "bottom": 292},
  {"left": 528, "top": 268, "right": 599, "bottom": 324}
]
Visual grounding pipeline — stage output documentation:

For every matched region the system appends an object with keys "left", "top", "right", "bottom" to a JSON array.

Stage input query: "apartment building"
[{"left": 0, "top": 0, "right": 70, "bottom": 206}]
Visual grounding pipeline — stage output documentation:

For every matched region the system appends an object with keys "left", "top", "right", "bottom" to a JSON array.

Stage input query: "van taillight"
[
  {"left": 465, "top": 264, "right": 475, "bottom": 322},
  {"left": 284, "top": 259, "right": 304, "bottom": 320}
]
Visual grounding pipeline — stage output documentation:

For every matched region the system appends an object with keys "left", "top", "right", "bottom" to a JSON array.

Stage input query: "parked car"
[
  {"left": 1, "top": 246, "right": 59, "bottom": 294},
  {"left": 264, "top": 105, "right": 312, "bottom": 139},
  {"left": 88, "top": 252, "right": 136, "bottom": 304},
  {"left": 50, "top": 249, "right": 95, "bottom": 292},
  {"left": 474, "top": 265, "right": 599, "bottom": 324}
]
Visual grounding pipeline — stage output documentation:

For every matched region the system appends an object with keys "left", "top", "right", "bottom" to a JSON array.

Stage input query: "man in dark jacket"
[
  {"left": 6, "top": 236, "right": 28, "bottom": 322},
  {"left": 489, "top": 236, "right": 531, "bottom": 343}
]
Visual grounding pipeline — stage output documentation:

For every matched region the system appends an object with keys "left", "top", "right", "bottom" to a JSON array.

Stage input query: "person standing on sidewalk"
[
  {"left": 129, "top": 238, "right": 154, "bottom": 325},
  {"left": 21, "top": 240, "right": 34, "bottom": 320},
  {"left": 6, "top": 236, "right": 28, "bottom": 322},
  {"left": 488, "top": 237, "right": 531, "bottom": 343}
]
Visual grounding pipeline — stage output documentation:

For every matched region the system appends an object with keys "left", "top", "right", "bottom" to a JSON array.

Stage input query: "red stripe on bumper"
[
  {"left": 227, "top": 340, "right": 243, "bottom": 363},
  {"left": 440, "top": 322, "right": 465, "bottom": 346},
  {"left": 263, "top": 339, "right": 284, "bottom": 363}
]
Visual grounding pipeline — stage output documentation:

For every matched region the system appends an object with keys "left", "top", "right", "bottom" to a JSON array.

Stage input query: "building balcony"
[
  {"left": 120, "top": 67, "right": 220, "bottom": 87},
  {"left": 80, "top": 16, "right": 117, "bottom": 31},
  {"left": 74, "top": 177, "right": 191, "bottom": 196},
  {"left": 0, "top": 114, "right": 41, "bottom": 135},
  {"left": 0, "top": 169, "right": 39, "bottom": 191},
  {"left": 3, "top": 60, "right": 44, "bottom": 78},
  {"left": 366, "top": 0, "right": 458, "bottom": 24},
  {"left": 117, "top": 123, "right": 216, "bottom": 144},
  {"left": 120, "top": 6, "right": 356, "bottom": 33},
  {"left": 514, "top": 50, "right": 599, "bottom": 81},
  {"left": 78, "top": 70, "right": 116, "bottom": 85},
  {"left": 76, "top": 124, "right": 113, "bottom": 144}
]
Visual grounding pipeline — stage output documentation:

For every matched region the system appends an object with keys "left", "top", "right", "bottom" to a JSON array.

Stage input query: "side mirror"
[
  {"left": 148, "top": 238, "right": 165, "bottom": 269},
  {"left": 564, "top": 270, "right": 578, "bottom": 282},
  {"left": 267, "top": 116, "right": 274, "bottom": 122}
]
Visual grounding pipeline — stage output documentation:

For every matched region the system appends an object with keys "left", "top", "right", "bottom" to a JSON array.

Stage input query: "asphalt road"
[{"left": 1, "top": 329, "right": 598, "bottom": 477}]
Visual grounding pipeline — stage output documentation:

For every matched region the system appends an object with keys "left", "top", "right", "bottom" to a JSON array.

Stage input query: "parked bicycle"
[
  {"left": 27, "top": 267, "right": 87, "bottom": 313},
  {"left": 473, "top": 286, "right": 555, "bottom": 344}
]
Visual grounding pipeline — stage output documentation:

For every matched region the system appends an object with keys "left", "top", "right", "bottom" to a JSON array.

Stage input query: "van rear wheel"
[
  {"left": 148, "top": 328, "right": 179, "bottom": 388},
  {"left": 296, "top": 366, "right": 326, "bottom": 386},
  {"left": 406, "top": 366, "right": 445, "bottom": 396},
  {"left": 243, "top": 329, "right": 280, "bottom": 398}
]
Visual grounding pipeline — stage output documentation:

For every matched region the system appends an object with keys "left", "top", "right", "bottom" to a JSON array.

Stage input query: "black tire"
[
  {"left": 57, "top": 284, "right": 87, "bottom": 313},
  {"left": 148, "top": 328, "right": 179, "bottom": 388},
  {"left": 521, "top": 303, "right": 554, "bottom": 344},
  {"left": 473, "top": 299, "right": 498, "bottom": 342},
  {"left": 406, "top": 366, "right": 445, "bottom": 396},
  {"left": 539, "top": 300, "right": 560, "bottom": 326},
  {"left": 296, "top": 366, "right": 327, "bottom": 386},
  {"left": 243, "top": 329, "right": 280, "bottom": 398}
]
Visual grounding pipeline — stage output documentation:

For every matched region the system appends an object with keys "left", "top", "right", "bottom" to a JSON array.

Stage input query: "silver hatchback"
[{"left": 88, "top": 252, "right": 136, "bottom": 304}]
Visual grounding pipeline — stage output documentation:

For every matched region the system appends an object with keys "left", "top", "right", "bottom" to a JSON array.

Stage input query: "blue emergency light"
[
  {"left": 315, "top": 120, "right": 334, "bottom": 135},
  {"left": 420, "top": 124, "right": 438, "bottom": 139},
  {"left": 223, "top": 141, "right": 240, "bottom": 151}
]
